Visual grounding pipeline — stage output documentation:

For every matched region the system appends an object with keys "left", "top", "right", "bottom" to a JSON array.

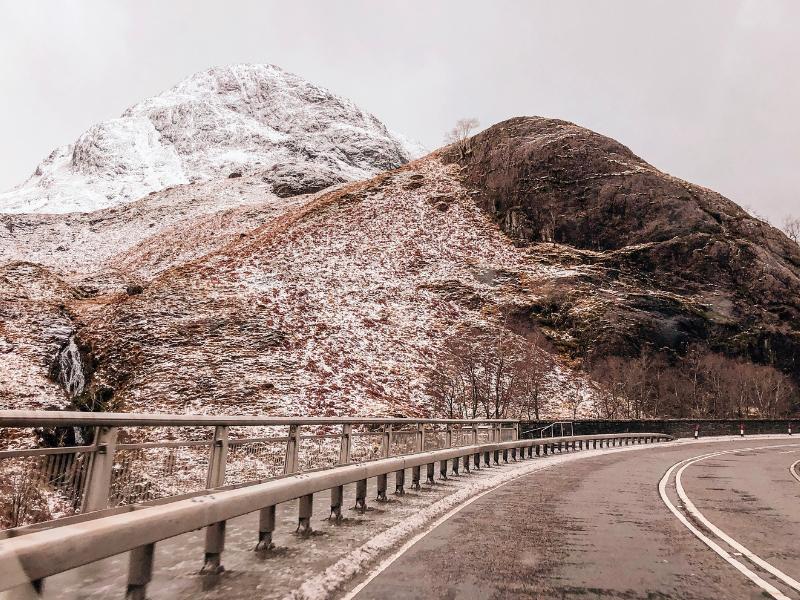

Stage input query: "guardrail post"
[
  {"left": 257, "top": 505, "right": 276, "bottom": 550},
  {"left": 452, "top": 456, "right": 460, "bottom": 476},
  {"left": 284, "top": 425, "right": 301, "bottom": 475},
  {"left": 329, "top": 423, "right": 351, "bottom": 521},
  {"left": 439, "top": 458, "right": 448, "bottom": 480},
  {"left": 202, "top": 521, "right": 226, "bottom": 573},
  {"left": 355, "top": 479, "right": 367, "bottom": 511},
  {"left": 377, "top": 474, "right": 388, "bottom": 500},
  {"left": 331, "top": 485, "right": 344, "bottom": 521},
  {"left": 483, "top": 450, "right": 491, "bottom": 466},
  {"left": 395, "top": 468, "right": 405, "bottom": 495},
  {"left": 84, "top": 426, "right": 118, "bottom": 512},
  {"left": 445, "top": 425, "right": 453, "bottom": 448},
  {"left": 127, "top": 543, "right": 155, "bottom": 600},
  {"left": 339, "top": 424, "right": 352, "bottom": 464},
  {"left": 426, "top": 462, "right": 435, "bottom": 484},
  {"left": 463, "top": 452, "right": 471, "bottom": 472},
  {"left": 411, "top": 465, "right": 421, "bottom": 489},
  {"left": 298, "top": 493, "right": 313, "bottom": 534},
  {"left": 381, "top": 424, "right": 393, "bottom": 458},
  {"left": 473, "top": 452, "right": 480, "bottom": 470},
  {"left": 206, "top": 426, "right": 229, "bottom": 488},
  {"left": 535, "top": 444, "right": 541, "bottom": 456},
  {"left": 472, "top": 424, "right": 478, "bottom": 446},
  {"left": 502, "top": 449, "right": 509, "bottom": 463},
  {"left": 416, "top": 423, "right": 425, "bottom": 452}
]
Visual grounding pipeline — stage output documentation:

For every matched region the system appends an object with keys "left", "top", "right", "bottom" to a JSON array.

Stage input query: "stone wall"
[{"left": 520, "top": 419, "right": 797, "bottom": 439}]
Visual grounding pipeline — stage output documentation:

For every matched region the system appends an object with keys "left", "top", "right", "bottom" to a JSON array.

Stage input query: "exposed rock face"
[
  {"left": 445, "top": 117, "right": 800, "bottom": 382},
  {"left": 0, "top": 64, "right": 421, "bottom": 214}
]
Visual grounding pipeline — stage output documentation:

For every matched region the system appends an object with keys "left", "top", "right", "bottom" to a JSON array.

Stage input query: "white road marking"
[
  {"left": 675, "top": 449, "right": 800, "bottom": 592},
  {"left": 659, "top": 444, "right": 800, "bottom": 600},
  {"left": 791, "top": 460, "right": 800, "bottom": 484}
]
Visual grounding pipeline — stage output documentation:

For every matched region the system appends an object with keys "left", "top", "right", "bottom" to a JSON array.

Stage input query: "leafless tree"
[
  {"left": 782, "top": 215, "right": 800, "bottom": 245},
  {"left": 516, "top": 331, "right": 552, "bottom": 420},
  {"left": 445, "top": 118, "right": 480, "bottom": 159}
]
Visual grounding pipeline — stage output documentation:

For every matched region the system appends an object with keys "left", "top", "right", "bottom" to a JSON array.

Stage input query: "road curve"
[{"left": 343, "top": 438, "right": 800, "bottom": 600}]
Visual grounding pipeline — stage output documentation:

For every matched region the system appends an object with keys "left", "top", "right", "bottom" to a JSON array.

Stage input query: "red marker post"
[
  {"left": 694, "top": 424, "right": 700, "bottom": 440},
  {"left": 789, "top": 422, "right": 793, "bottom": 436},
  {"left": 739, "top": 422, "right": 745, "bottom": 437}
]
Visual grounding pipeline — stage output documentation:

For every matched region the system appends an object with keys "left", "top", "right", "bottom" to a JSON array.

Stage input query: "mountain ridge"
[{"left": 0, "top": 64, "right": 421, "bottom": 214}]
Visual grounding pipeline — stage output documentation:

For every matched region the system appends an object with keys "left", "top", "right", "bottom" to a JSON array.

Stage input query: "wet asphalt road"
[{"left": 348, "top": 438, "right": 800, "bottom": 600}]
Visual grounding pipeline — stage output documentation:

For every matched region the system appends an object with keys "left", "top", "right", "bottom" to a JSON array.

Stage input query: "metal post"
[
  {"left": 206, "top": 425, "right": 229, "bottom": 488},
  {"left": 463, "top": 454, "right": 471, "bottom": 472},
  {"left": 395, "top": 469, "right": 405, "bottom": 495},
  {"left": 426, "top": 462, "right": 435, "bottom": 484},
  {"left": 536, "top": 444, "right": 541, "bottom": 456},
  {"left": 339, "top": 424, "right": 352, "bottom": 464},
  {"left": 484, "top": 450, "right": 491, "bottom": 466},
  {"left": 355, "top": 479, "right": 367, "bottom": 511},
  {"left": 452, "top": 456, "right": 460, "bottom": 476},
  {"left": 381, "top": 424, "right": 393, "bottom": 458},
  {"left": 416, "top": 423, "right": 425, "bottom": 452},
  {"left": 502, "top": 449, "right": 509, "bottom": 463},
  {"left": 472, "top": 424, "right": 479, "bottom": 446},
  {"left": 284, "top": 425, "right": 301, "bottom": 475},
  {"left": 445, "top": 425, "right": 453, "bottom": 448},
  {"left": 126, "top": 543, "right": 154, "bottom": 600},
  {"left": 202, "top": 521, "right": 225, "bottom": 573},
  {"left": 84, "top": 426, "right": 118, "bottom": 512},
  {"left": 256, "top": 505, "right": 276, "bottom": 550},
  {"left": 439, "top": 459, "right": 448, "bottom": 480},
  {"left": 493, "top": 449, "right": 500, "bottom": 465},
  {"left": 331, "top": 485, "right": 344, "bottom": 520},
  {"left": 298, "top": 493, "right": 313, "bottom": 534},
  {"left": 377, "top": 474, "right": 388, "bottom": 500},
  {"left": 411, "top": 465, "right": 421, "bottom": 490},
  {"left": 474, "top": 452, "right": 480, "bottom": 469}
]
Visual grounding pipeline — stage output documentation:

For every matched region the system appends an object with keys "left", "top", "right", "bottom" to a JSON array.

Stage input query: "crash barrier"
[{"left": 0, "top": 410, "right": 670, "bottom": 598}]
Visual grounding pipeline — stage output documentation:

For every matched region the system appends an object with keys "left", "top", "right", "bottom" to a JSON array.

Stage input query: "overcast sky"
[{"left": 1, "top": 0, "right": 798, "bottom": 223}]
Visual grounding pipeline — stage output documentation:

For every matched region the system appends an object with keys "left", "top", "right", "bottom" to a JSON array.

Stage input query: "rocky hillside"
[
  {"left": 446, "top": 117, "right": 800, "bottom": 384},
  {"left": 0, "top": 64, "right": 420, "bottom": 214},
  {"left": 2, "top": 113, "right": 797, "bottom": 419}
]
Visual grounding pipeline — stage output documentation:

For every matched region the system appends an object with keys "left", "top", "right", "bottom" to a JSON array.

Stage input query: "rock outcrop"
[{"left": 445, "top": 117, "right": 800, "bottom": 383}]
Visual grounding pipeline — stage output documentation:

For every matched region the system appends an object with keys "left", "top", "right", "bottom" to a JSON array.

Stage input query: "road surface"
[{"left": 346, "top": 438, "right": 800, "bottom": 600}]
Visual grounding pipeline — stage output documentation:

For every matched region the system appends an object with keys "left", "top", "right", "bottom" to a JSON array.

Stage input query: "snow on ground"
[
  {"left": 75, "top": 156, "right": 593, "bottom": 418},
  {"left": 0, "top": 64, "right": 420, "bottom": 214}
]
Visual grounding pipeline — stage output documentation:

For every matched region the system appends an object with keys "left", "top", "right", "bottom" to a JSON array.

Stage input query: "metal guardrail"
[
  {"left": 0, "top": 411, "right": 519, "bottom": 531},
  {"left": 0, "top": 413, "right": 670, "bottom": 598}
]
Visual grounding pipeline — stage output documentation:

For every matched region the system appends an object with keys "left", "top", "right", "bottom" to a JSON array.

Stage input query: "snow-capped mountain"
[{"left": 0, "top": 64, "right": 421, "bottom": 214}]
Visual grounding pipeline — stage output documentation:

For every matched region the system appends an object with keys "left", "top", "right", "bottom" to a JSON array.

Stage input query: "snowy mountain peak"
[{"left": 0, "top": 64, "right": 422, "bottom": 214}]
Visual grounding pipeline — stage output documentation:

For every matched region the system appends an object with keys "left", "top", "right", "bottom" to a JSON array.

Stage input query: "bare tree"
[
  {"left": 445, "top": 118, "right": 480, "bottom": 159},
  {"left": 782, "top": 215, "right": 800, "bottom": 245},
  {"left": 516, "top": 332, "right": 552, "bottom": 420}
]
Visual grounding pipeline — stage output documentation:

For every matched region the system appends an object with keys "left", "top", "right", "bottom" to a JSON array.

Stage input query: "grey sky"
[{"left": 1, "top": 0, "right": 798, "bottom": 223}]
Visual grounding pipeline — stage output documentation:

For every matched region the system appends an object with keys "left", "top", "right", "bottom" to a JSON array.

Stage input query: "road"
[{"left": 345, "top": 438, "right": 800, "bottom": 600}]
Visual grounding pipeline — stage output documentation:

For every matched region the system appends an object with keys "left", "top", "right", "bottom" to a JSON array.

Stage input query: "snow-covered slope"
[{"left": 0, "top": 64, "right": 420, "bottom": 214}]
